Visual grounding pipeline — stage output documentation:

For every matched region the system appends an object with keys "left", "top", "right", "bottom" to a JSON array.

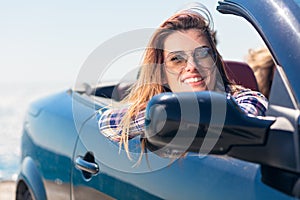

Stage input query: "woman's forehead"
[{"left": 163, "top": 29, "right": 209, "bottom": 52}]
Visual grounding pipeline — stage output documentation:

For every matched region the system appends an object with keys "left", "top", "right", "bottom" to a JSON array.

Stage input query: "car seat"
[{"left": 224, "top": 61, "right": 258, "bottom": 91}]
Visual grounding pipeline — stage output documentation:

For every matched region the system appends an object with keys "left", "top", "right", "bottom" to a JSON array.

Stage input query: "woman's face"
[{"left": 163, "top": 29, "right": 217, "bottom": 92}]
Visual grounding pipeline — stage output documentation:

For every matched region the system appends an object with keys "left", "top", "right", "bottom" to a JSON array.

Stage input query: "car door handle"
[{"left": 75, "top": 156, "right": 99, "bottom": 174}]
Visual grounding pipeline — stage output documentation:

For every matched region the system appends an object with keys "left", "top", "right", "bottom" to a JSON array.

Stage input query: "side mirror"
[
  {"left": 145, "top": 91, "right": 275, "bottom": 154},
  {"left": 145, "top": 91, "right": 300, "bottom": 197}
]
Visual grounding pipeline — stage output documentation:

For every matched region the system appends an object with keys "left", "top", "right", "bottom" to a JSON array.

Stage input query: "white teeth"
[{"left": 183, "top": 77, "right": 203, "bottom": 83}]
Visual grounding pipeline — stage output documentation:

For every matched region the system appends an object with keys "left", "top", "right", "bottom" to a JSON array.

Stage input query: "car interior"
[{"left": 91, "top": 60, "right": 259, "bottom": 101}]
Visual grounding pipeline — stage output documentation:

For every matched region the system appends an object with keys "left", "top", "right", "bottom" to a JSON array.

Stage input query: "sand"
[{"left": 0, "top": 181, "right": 16, "bottom": 200}]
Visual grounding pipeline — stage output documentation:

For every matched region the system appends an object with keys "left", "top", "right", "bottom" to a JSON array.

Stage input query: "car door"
[
  {"left": 70, "top": 93, "right": 296, "bottom": 199},
  {"left": 71, "top": 93, "right": 166, "bottom": 199}
]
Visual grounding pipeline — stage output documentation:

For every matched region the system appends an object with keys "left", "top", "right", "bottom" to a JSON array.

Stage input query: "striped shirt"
[{"left": 97, "top": 89, "right": 268, "bottom": 142}]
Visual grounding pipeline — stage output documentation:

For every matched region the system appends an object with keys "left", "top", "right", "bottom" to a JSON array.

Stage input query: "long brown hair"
[{"left": 118, "top": 11, "right": 234, "bottom": 160}]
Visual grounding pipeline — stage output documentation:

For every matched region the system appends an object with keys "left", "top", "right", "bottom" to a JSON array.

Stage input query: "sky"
[{"left": 0, "top": 0, "right": 265, "bottom": 85}]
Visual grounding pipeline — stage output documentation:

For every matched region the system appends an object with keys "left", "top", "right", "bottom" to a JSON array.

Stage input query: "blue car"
[{"left": 16, "top": 0, "right": 300, "bottom": 199}]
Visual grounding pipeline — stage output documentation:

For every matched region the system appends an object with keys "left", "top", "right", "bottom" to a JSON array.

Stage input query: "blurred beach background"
[
  {"left": 0, "top": 81, "right": 71, "bottom": 181},
  {"left": 0, "top": 81, "right": 71, "bottom": 199},
  {"left": 0, "top": 1, "right": 264, "bottom": 198}
]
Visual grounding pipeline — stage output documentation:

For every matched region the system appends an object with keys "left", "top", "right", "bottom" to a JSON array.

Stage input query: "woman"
[{"left": 98, "top": 4, "right": 268, "bottom": 158}]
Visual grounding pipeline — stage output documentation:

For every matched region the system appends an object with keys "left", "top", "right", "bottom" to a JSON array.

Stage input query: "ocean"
[{"left": 0, "top": 81, "right": 72, "bottom": 181}]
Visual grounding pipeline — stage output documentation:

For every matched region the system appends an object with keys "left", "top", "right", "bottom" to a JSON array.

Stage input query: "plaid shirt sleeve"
[
  {"left": 97, "top": 107, "right": 145, "bottom": 142},
  {"left": 232, "top": 89, "right": 268, "bottom": 116}
]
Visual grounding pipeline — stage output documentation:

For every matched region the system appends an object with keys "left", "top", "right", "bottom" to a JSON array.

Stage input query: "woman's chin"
[
  {"left": 171, "top": 83, "right": 207, "bottom": 92},
  {"left": 189, "top": 82, "right": 207, "bottom": 92}
]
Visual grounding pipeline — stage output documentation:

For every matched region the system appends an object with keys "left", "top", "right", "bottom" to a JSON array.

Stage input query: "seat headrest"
[{"left": 224, "top": 61, "right": 258, "bottom": 91}]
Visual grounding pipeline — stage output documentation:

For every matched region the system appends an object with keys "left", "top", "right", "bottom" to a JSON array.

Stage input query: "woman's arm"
[{"left": 233, "top": 89, "right": 268, "bottom": 116}]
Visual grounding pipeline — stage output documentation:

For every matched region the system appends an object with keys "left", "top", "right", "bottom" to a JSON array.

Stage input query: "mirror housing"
[
  {"left": 145, "top": 91, "right": 300, "bottom": 197},
  {"left": 145, "top": 91, "right": 275, "bottom": 154}
]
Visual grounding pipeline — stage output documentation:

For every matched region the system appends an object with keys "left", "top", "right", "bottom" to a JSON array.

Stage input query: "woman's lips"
[
  {"left": 180, "top": 75, "right": 206, "bottom": 87},
  {"left": 183, "top": 77, "right": 204, "bottom": 83}
]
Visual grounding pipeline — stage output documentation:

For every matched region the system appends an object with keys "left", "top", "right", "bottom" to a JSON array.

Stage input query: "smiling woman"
[
  {"left": 163, "top": 30, "right": 218, "bottom": 92},
  {"left": 97, "top": 3, "right": 268, "bottom": 160}
]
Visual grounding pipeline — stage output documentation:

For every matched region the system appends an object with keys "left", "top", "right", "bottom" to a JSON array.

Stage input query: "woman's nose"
[{"left": 184, "top": 57, "right": 197, "bottom": 72}]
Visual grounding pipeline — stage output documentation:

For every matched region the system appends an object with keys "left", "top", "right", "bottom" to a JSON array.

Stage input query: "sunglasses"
[{"left": 164, "top": 46, "right": 216, "bottom": 74}]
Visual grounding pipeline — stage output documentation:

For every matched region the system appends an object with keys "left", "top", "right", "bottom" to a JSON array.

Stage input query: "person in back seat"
[
  {"left": 97, "top": 3, "right": 268, "bottom": 158},
  {"left": 246, "top": 47, "right": 275, "bottom": 99}
]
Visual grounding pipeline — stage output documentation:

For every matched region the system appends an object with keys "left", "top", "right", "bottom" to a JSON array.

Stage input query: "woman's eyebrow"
[
  {"left": 164, "top": 50, "right": 185, "bottom": 59},
  {"left": 168, "top": 50, "right": 185, "bottom": 54},
  {"left": 167, "top": 45, "right": 209, "bottom": 55}
]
